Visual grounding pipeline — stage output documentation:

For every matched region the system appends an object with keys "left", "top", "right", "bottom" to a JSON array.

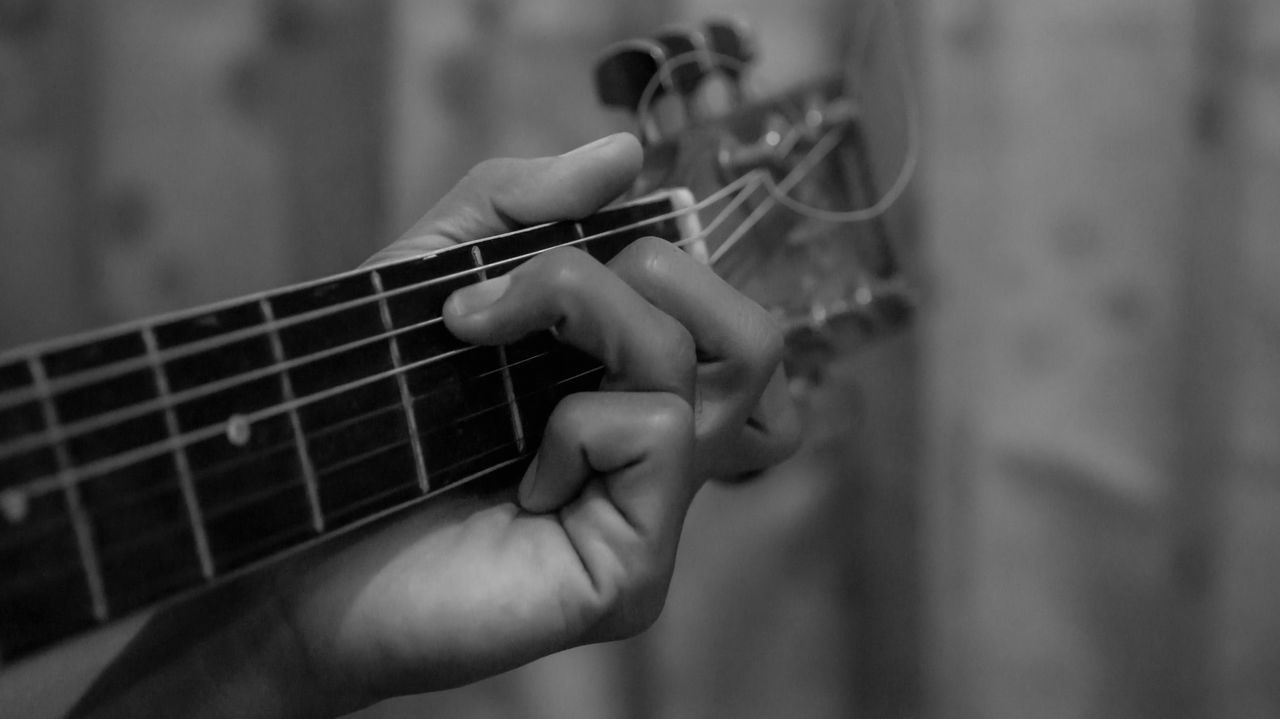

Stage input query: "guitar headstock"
[{"left": 595, "top": 19, "right": 915, "bottom": 388}]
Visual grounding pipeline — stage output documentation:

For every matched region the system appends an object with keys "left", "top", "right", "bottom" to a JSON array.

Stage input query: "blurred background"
[{"left": 2, "top": 0, "right": 1279, "bottom": 717}]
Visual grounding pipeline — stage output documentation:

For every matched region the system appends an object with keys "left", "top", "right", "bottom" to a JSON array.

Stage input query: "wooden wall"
[{"left": 922, "top": 0, "right": 1280, "bottom": 717}]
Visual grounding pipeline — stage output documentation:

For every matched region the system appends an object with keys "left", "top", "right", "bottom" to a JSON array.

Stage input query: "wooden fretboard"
[{"left": 0, "top": 190, "right": 698, "bottom": 666}]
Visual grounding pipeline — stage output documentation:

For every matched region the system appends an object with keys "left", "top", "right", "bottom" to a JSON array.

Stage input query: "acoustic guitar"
[{"left": 0, "top": 19, "right": 914, "bottom": 696}]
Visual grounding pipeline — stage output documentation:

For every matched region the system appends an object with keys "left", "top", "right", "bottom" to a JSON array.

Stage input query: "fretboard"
[{"left": 0, "top": 189, "right": 700, "bottom": 666}]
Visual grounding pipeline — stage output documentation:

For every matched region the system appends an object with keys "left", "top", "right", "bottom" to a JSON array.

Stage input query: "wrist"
[{"left": 71, "top": 579, "right": 345, "bottom": 719}]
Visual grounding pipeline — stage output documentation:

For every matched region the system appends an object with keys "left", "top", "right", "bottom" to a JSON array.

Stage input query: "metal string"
[
  {"left": 0, "top": 173, "right": 764, "bottom": 501},
  {"left": 2, "top": 364, "right": 605, "bottom": 587},
  {"left": 0, "top": 178, "right": 752, "bottom": 412}
]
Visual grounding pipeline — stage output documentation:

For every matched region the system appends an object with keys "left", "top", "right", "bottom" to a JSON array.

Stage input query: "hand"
[{"left": 75, "top": 134, "right": 799, "bottom": 718}]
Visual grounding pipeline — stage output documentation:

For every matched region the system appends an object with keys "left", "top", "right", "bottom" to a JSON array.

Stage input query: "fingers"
[
  {"left": 443, "top": 246, "right": 696, "bottom": 402},
  {"left": 364, "top": 133, "right": 642, "bottom": 267},
  {"left": 723, "top": 367, "right": 802, "bottom": 480},
  {"left": 526, "top": 391, "right": 695, "bottom": 638},
  {"left": 606, "top": 237, "right": 801, "bottom": 476},
  {"left": 522, "top": 392, "right": 695, "bottom": 531}
]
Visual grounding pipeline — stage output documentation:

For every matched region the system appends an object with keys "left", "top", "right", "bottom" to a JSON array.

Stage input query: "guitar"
[{"left": 0, "top": 19, "right": 913, "bottom": 680}]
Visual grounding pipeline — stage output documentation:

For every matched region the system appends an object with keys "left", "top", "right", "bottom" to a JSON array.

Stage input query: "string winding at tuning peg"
[
  {"left": 756, "top": 0, "right": 919, "bottom": 225},
  {"left": 594, "top": 39, "right": 672, "bottom": 143},
  {"left": 653, "top": 26, "right": 713, "bottom": 116},
  {"left": 703, "top": 18, "right": 756, "bottom": 101},
  {"left": 782, "top": 282, "right": 916, "bottom": 386}
]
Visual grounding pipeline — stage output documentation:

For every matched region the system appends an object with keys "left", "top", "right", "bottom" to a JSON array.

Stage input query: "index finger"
[{"left": 365, "top": 134, "right": 643, "bottom": 267}]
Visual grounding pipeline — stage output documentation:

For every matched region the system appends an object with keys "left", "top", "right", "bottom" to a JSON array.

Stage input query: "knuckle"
[
  {"left": 743, "top": 306, "right": 785, "bottom": 376},
  {"left": 640, "top": 392, "right": 695, "bottom": 447},
  {"left": 462, "top": 157, "right": 519, "bottom": 185},
  {"left": 664, "top": 316, "right": 697, "bottom": 371},
  {"left": 534, "top": 246, "right": 596, "bottom": 296},
  {"left": 545, "top": 391, "right": 594, "bottom": 437},
  {"left": 650, "top": 313, "right": 697, "bottom": 393},
  {"left": 609, "top": 234, "right": 680, "bottom": 281}
]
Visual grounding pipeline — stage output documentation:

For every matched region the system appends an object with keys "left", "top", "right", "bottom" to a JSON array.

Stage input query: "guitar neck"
[{"left": 0, "top": 189, "right": 700, "bottom": 666}]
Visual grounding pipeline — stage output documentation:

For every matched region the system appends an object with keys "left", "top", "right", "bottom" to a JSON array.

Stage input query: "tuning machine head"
[
  {"left": 594, "top": 39, "right": 672, "bottom": 143},
  {"left": 595, "top": 19, "right": 760, "bottom": 143},
  {"left": 653, "top": 26, "right": 713, "bottom": 97},
  {"left": 782, "top": 283, "right": 916, "bottom": 387},
  {"left": 703, "top": 18, "right": 756, "bottom": 100}
]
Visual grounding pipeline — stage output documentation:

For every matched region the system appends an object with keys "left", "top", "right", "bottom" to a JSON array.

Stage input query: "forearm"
[{"left": 70, "top": 585, "right": 334, "bottom": 719}]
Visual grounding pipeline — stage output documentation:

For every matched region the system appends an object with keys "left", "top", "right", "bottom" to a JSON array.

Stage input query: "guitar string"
[
  {"left": 1, "top": 170, "right": 778, "bottom": 570},
  {"left": 0, "top": 173, "right": 760, "bottom": 463},
  {"left": 2, "top": 87, "right": 847, "bottom": 568},
  {"left": 846, "top": 0, "right": 882, "bottom": 98},
  {"left": 756, "top": 0, "right": 920, "bottom": 223},
  {"left": 0, "top": 40, "right": 877, "bottom": 632},
  {"left": 2, "top": 124, "right": 856, "bottom": 618},
  {"left": 1, "top": 126, "right": 842, "bottom": 606},
  {"left": 639, "top": 11, "right": 917, "bottom": 229},
  {"left": 0, "top": 170, "right": 771, "bottom": 499},
  {"left": 0, "top": 173, "right": 755, "bottom": 413},
  {"left": 634, "top": 51, "right": 750, "bottom": 138},
  {"left": 5, "top": 122, "right": 824, "bottom": 514},
  {"left": 0, "top": 347, "right": 570, "bottom": 554},
  {"left": 1, "top": 170, "right": 764, "bottom": 584},
  {"left": 1, "top": 366, "right": 605, "bottom": 587},
  {"left": 711, "top": 126, "right": 845, "bottom": 264}
]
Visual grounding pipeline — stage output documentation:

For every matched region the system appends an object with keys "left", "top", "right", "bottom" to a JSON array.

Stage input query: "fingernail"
[
  {"left": 558, "top": 133, "right": 620, "bottom": 158},
  {"left": 447, "top": 275, "right": 511, "bottom": 316}
]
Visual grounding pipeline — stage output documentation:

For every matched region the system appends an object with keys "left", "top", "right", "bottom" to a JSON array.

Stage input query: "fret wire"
[
  {"left": 16, "top": 350, "right": 599, "bottom": 585},
  {"left": 187, "top": 364, "right": 602, "bottom": 528},
  {"left": 169, "top": 346, "right": 562, "bottom": 498},
  {"left": 0, "top": 180, "right": 740, "bottom": 461},
  {"left": 0, "top": 181, "right": 754, "bottom": 500},
  {"left": 472, "top": 245, "right": 526, "bottom": 454},
  {"left": 0, "top": 190, "right": 725, "bottom": 409},
  {"left": 142, "top": 326, "right": 216, "bottom": 580},
  {"left": 7, "top": 360, "right": 605, "bottom": 586},
  {"left": 0, "top": 314, "right": 454, "bottom": 462},
  {"left": 321, "top": 441, "right": 523, "bottom": 522},
  {"left": 2, "top": 352, "right": 584, "bottom": 592},
  {"left": 27, "top": 356, "right": 109, "bottom": 622},
  {"left": 0, "top": 180, "right": 748, "bottom": 469},
  {"left": 1, "top": 179, "right": 761, "bottom": 502},
  {"left": 183, "top": 369, "right": 469, "bottom": 490},
  {"left": 14, "top": 343, "right": 473, "bottom": 499},
  {"left": 260, "top": 299, "right": 324, "bottom": 535},
  {"left": 370, "top": 269, "right": 430, "bottom": 493},
  {"left": 7, "top": 451, "right": 537, "bottom": 600}
]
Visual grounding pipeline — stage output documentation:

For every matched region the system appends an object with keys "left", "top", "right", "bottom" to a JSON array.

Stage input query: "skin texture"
[{"left": 72, "top": 133, "right": 799, "bottom": 718}]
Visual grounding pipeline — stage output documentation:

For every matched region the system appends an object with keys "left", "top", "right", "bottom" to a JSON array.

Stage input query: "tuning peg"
[
  {"left": 703, "top": 18, "right": 757, "bottom": 101},
  {"left": 782, "top": 282, "right": 916, "bottom": 384},
  {"left": 822, "top": 283, "right": 916, "bottom": 345},
  {"left": 595, "top": 39, "right": 674, "bottom": 143},
  {"left": 716, "top": 111, "right": 796, "bottom": 178},
  {"left": 654, "top": 26, "right": 713, "bottom": 98}
]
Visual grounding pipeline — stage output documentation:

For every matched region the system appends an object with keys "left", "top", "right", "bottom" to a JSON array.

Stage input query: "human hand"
[{"left": 75, "top": 133, "right": 799, "bottom": 718}]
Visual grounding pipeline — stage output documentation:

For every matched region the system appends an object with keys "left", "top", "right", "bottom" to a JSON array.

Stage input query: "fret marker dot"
[
  {"left": 1, "top": 490, "right": 28, "bottom": 524},
  {"left": 226, "top": 414, "right": 252, "bottom": 447}
]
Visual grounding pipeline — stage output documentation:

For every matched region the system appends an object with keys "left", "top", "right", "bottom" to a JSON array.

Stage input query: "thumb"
[{"left": 367, "top": 133, "right": 643, "bottom": 266}]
